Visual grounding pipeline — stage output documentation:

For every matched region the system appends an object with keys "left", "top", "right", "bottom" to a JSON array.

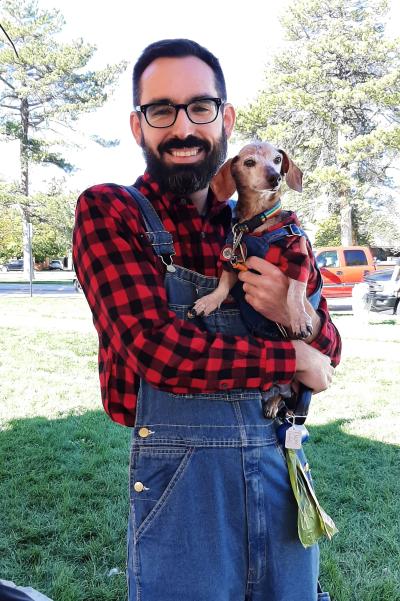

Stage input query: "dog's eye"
[
  {"left": 273, "top": 156, "right": 282, "bottom": 165},
  {"left": 244, "top": 159, "right": 256, "bottom": 167}
]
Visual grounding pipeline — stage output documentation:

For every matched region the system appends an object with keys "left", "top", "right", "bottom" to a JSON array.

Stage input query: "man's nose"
[{"left": 171, "top": 107, "right": 195, "bottom": 137}]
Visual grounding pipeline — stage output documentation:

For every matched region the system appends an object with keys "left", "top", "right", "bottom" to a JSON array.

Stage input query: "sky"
[{"left": 1, "top": 0, "right": 399, "bottom": 194}]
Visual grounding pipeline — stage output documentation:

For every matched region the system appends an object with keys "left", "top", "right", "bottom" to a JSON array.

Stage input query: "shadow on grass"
[
  {"left": 306, "top": 420, "right": 400, "bottom": 601},
  {"left": 0, "top": 411, "right": 130, "bottom": 601},
  {"left": 368, "top": 319, "right": 398, "bottom": 326},
  {"left": 0, "top": 414, "right": 399, "bottom": 601}
]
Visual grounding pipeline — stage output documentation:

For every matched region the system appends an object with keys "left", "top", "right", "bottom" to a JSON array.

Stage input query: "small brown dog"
[
  {"left": 189, "top": 141, "right": 322, "bottom": 418},
  {"left": 192, "top": 141, "right": 315, "bottom": 337}
]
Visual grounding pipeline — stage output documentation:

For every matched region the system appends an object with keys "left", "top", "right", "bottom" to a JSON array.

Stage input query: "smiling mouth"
[{"left": 168, "top": 147, "right": 202, "bottom": 157}]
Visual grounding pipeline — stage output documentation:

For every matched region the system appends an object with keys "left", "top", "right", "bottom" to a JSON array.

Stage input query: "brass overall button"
[
  {"left": 138, "top": 427, "right": 151, "bottom": 438},
  {"left": 134, "top": 482, "right": 145, "bottom": 493}
]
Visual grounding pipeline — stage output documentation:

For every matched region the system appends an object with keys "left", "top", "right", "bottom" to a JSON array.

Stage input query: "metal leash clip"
[{"left": 228, "top": 225, "right": 248, "bottom": 270}]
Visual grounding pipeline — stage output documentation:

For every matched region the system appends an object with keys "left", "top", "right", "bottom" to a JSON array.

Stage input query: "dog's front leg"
[
  {"left": 188, "top": 270, "right": 237, "bottom": 318},
  {"left": 287, "top": 278, "right": 313, "bottom": 338}
]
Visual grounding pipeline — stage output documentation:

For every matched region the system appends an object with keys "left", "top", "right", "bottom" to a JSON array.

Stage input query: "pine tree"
[
  {"left": 0, "top": 0, "right": 126, "bottom": 273},
  {"left": 235, "top": 0, "right": 400, "bottom": 245}
]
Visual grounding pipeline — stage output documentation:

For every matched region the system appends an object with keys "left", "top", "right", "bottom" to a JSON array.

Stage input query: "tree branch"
[
  {"left": 0, "top": 74, "right": 16, "bottom": 91},
  {"left": 0, "top": 23, "right": 19, "bottom": 58},
  {"left": 0, "top": 103, "right": 20, "bottom": 110}
]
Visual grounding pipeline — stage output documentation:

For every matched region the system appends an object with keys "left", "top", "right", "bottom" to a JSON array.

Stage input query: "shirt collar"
[{"left": 135, "top": 171, "right": 231, "bottom": 223}]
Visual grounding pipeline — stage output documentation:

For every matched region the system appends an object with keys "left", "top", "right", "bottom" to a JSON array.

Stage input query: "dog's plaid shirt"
[
  {"left": 229, "top": 211, "right": 319, "bottom": 291},
  {"left": 73, "top": 172, "right": 341, "bottom": 426}
]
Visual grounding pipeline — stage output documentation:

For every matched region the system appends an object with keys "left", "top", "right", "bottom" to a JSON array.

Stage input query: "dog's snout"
[{"left": 266, "top": 169, "right": 282, "bottom": 189}]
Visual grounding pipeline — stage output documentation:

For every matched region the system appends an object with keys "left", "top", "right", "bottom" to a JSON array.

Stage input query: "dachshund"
[{"left": 189, "top": 141, "right": 321, "bottom": 418}]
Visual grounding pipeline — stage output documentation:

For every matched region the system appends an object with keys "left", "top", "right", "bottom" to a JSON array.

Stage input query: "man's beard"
[{"left": 141, "top": 130, "right": 228, "bottom": 195}]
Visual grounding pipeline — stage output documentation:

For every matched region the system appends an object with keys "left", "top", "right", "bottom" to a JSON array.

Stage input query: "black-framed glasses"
[{"left": 135, "top": 98, "right": 223, "bottom": 128}]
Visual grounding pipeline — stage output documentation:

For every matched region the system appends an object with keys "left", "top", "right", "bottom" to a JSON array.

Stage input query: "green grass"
[{"left": 0, "top": 298, "right": 399, "bottom": 600}]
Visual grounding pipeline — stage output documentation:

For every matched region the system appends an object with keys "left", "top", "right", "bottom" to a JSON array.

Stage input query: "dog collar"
[{"left": 235, "top": 200, "right": 282, "bottom": 233}]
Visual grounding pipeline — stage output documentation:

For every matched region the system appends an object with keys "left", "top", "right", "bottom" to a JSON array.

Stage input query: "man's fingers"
[
  {"left": 243, "top": 256, "right": 276, "bottom": 276},
  {"left": 239, "top": 256, "right": 288, "bottom": 288}
]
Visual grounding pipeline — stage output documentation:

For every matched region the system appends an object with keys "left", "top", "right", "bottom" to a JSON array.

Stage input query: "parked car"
[
  {"left": 364, "top": 268, "right": 399, "bottom": 314},
  {"left": 314, "top": 246, "right": 383, "bottom": 298},
  {"left": 2, "top": 259, "right": 24, "bottom": 271},
  {"left": 352, "top": 268, "right": 399, "bottom": 315},
  {"left": 73, "top": 275, "right": 82, "bottom": 292},
  {"left": 48, "top": 259, "right": 64, "bottom": 270}
]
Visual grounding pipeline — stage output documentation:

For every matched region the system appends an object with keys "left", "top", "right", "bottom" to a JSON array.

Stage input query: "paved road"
[
  {"left": 0, "top": 282, "right": 354, "bottom": 311},
  {"left": 325, "top": 297, "right": 352, "bottom": 312},
  {"left": 0, "top": 282, "right": 78, "bottom": 296}
]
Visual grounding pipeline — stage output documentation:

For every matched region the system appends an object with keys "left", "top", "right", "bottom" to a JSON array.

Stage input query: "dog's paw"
[
  {"left": 262, "top": 395, "right": 287, "bottom": 419},
  {"left": 291, "top": 313, "right": 313, "bottom": 339},
  {"left": 188, "top": 296, "right": 219, "bottom": 319},
  {"left": 263, "top": 403, "right": 279, "bottom": 419}
]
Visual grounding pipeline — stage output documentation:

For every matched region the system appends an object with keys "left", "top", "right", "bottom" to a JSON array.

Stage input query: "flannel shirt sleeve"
[
  {"left": 278, "top": 241, "right": 310, "bottom": 283},
  {"left": 278, "top": 234, "right": 341, "bottom": 366},
  {"left": 308, "top": 296, "right": 342, "bottom": 367},
  {"left": 73, "top": 185, "right": 296, "bottom": 394}
]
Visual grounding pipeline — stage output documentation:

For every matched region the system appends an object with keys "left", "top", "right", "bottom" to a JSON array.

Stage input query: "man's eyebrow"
[
  {"left": 143, "top": 97, "right": 171, "bottom": 105},
  {"left": 142, "top": 94, "right": 216, "bottom": 105}
]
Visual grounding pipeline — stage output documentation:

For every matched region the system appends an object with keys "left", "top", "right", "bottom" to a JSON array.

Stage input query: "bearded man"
[{"left": 73, "top": 38, "right": 341, "bottom": 601}]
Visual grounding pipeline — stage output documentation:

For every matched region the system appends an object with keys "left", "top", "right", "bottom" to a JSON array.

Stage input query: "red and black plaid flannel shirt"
[
  {"left": 228, "top": 212, "right": 319, "bottom": 292},
  {"left": 73, "top": 172, "right": 341, "bottom": 426}
]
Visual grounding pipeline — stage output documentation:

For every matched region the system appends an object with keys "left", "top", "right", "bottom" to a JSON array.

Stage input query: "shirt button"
[
  {"left": 134, "top": 482, "right": 145, "bottom": 493},
  {"left": 180, "top": 198, "right": 187, "bottom": 206},
  {"left": 138, "top": 427, "right": 151, "bottom": 438},
  {"left": 219, "top": 381, "right": 230, "bottom": 390},
  {"left": 200, "top": 231, "right": 206, "bottom": 239}
]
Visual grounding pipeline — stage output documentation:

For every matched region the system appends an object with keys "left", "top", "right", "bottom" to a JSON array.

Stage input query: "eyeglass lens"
[{"left": 146, "top": 99, "right": 218, "bottom": 127}]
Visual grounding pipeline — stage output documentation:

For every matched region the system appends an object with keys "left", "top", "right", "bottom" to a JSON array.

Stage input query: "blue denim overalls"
[{"left": 124, "top": 187, "right": 330, "bottom": 601}]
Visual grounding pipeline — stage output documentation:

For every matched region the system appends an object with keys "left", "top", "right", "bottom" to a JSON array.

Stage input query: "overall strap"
[
  {"left": 123, "top": 185, "right": 175, "bottom": 261},
  {"left": 246, "top": 222, "right": 323, "bottom": 310},
  {"left": 228, "top": 198, "right": 238, "bottom": 214},
  {"left": 308, "top": 269, "right": 323, "bottom": 310},
  {"left": 257, "top": 223, "right": 306, "bottom": 245}
]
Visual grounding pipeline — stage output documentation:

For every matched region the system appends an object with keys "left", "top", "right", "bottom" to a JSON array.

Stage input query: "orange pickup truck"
[{"left": 314, "top": 246, "right": 385, "bottom": 298}]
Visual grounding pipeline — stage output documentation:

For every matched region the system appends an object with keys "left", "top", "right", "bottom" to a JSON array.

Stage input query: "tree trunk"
[
  {"left": 20, "top": 98, "right": 34, "bottom": 278},
  {"left": 337, "top": 125, "right": 355, "bottom": 246},
  {"left": 340, "top": 200, "right": 354, "bottom": 245}
]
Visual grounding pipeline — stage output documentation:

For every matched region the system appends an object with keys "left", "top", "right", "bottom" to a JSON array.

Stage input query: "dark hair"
[{"left": 132, "top": 38, "right": 227, "bottom": 106}]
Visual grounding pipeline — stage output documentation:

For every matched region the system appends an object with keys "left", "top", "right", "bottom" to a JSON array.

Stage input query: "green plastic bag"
[{"left": 286, "top": 448, "right": 338, "bottom": 548}]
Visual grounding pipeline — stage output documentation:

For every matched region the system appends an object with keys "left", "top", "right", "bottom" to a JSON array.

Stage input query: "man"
[{"left": 73, "top": 39, "right": 341, "bottom": 601}]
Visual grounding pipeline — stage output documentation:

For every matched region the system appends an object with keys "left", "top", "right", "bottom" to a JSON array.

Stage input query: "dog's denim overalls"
[
  {"left": 225, "top": 217, "right": 323, "bottom": 340},
  {"left": 125, "top": 187, "right": 330, "bottom": 601}
]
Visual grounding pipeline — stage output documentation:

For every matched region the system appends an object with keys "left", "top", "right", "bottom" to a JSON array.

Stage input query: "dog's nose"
[{"left": 267, "top": 172, "right": 282, "bottom": 188}]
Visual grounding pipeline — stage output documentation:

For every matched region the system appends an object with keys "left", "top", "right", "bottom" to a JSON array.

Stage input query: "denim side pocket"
[{"left": 130, "top": 446, "right": 194, "bottom": 540}]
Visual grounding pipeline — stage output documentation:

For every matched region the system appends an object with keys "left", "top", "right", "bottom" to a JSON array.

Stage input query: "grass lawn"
[{"left": 0, "top": 297, "right": 399, "bottom": 601}]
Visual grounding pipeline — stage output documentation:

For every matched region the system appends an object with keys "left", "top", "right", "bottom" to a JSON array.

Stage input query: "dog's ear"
[
  {"left": 279, "top": 149, "right": 303, "bottom": 193},
  {"left": 210, "top": 157, "right": 237, "bottom": 201}
]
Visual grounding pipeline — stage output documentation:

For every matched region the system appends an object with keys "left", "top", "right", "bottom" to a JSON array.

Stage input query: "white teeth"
[{"left": 171, "top": 148, "right": 200, "bottom": 157}]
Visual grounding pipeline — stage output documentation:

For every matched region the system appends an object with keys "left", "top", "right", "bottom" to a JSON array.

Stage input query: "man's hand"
[
  {"left": 238, "top": 256, "right": 321, "bottom": 342},
  {"left": 292, "top": 340, "right": 333, "bottom": 392}
]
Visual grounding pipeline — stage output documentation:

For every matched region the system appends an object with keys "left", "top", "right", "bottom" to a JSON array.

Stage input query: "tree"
[
  {"left": 235, "top": 0, "right": 400, "bottom": 245},
  {"left": 0, "top": 190, "right": 22, "bottom": 263},
  {"left": 0, "top": 179, "right": 77, "bottom": 264},
  {"left": 0, "top": 0, "right": 126, "bottom": 274},
  {"left": 313, "top": 207, "right": 373, "bottom": 246}
]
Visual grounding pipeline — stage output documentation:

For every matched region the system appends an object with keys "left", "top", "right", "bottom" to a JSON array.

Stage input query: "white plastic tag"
[{"left": 285, "top": 426, "right": 302, "bottom": 449}]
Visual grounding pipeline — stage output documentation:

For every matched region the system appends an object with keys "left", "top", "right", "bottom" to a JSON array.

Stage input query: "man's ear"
[
  {"left": 279, "top": 149, "right": 303, "bottom": 192},
  {"left": 210, "top": 158, "right": 237, "bottom": 202},
  {"left": 130, "top": 111, "right": 142, "bottom": 145},
  {"left": 222, "top": 103, "right": 236, "bottom": 139}
]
